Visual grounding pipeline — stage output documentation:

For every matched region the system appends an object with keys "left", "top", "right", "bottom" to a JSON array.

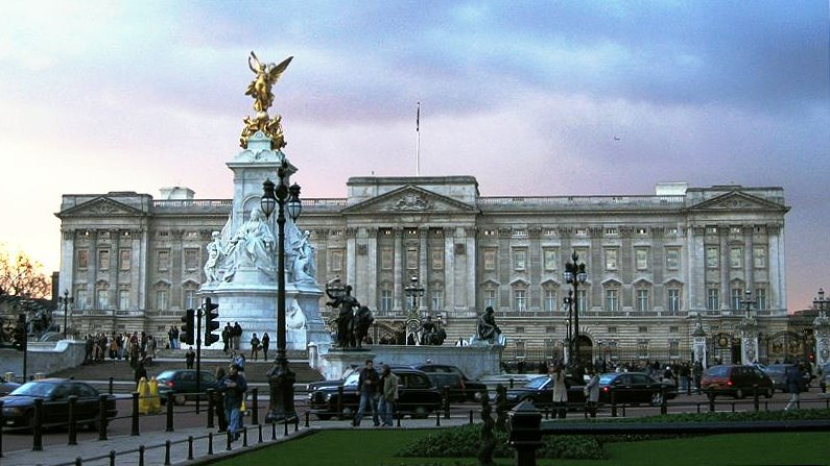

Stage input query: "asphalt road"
[{"left": 3, "top": 387, "right": 828, "bottom": 454}]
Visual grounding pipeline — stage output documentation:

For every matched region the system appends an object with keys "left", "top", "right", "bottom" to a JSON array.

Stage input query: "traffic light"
[
  {"left": 181, "top": 309, "right": 195, "bottom": 346},
  {"left": 204, "top": 298, "right": 220, "bottom": 347}
]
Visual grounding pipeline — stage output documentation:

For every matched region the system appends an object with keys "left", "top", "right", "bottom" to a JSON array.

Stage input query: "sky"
[{"left": 0, "top": 1, "right": 827, "bottom": 311}]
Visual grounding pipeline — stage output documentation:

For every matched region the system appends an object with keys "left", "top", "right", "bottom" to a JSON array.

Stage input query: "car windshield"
[
  {"left": 9, "top": 381, "right": 58, "bottom": 397},
  {"left": 156, "top": 371, "right": 176, "bottom": 380},
  {"left": 599, "top": 374, "right": 616, "bottom": 384},
  {"left": 524, "top": 376, "right": 549, "bottom": 389},
  {"left": 343, "top": 373, "right": 360, "bottom": 388}
]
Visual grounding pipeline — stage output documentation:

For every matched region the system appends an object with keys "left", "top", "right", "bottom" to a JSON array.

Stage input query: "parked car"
[
  {"left": 763, "top": 364, "right": 811, "bottom": 393},
  {"left": 308, "top": 367, "right": 442, "bottom": 420},
  {"left": 701, "top": 365, "right": 774, "bottom": 399},
  {"left": 155, "top": 370, "right": 218, "bottom": 405},
  {"left": 501, "top": 374, "right": 586, "bottom": 409},
  {"left": 0, "top": 381, "right": 21, "bottom": 396},
  {"left": 598, "top": 372, "right": 678, "bottom": 405},
  {"left": 412, "top": 364, "right": 488, "bottom": 402},
  {"left": 1, "top": 379, "right": 117, "bottom": 430}
]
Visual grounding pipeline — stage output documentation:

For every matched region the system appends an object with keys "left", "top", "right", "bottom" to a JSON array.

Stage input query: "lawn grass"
[{"left": 212, "top": 430, "right": 829, "bottom": 466}]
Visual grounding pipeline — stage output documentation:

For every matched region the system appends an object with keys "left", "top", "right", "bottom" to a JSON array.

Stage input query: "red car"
[{"left": 701, "top": 365, "right": 774, "bottom": 399}]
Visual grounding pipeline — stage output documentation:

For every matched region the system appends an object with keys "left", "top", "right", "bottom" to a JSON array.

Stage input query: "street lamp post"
[
  {"left": 563, "top": 291, "right": 574, "bottom": 361},
  {"left": 740, "top": 289, "right": 756, "bottom": 318},
  {"left": 261, "top": 160, "right": 302, "bottom": 423},
  {"left": 564, "top": 251, "right": 587, "bottom": 366},
  {"left": 404, "top": 276, "right": 424, "bottom": 314},
  {"left": 58, "top": 290, "right": 74, "bottom": 339}
]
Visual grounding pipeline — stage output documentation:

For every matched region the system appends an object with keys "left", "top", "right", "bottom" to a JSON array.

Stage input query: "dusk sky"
[{"left": 0, "top": 1, "right": 827, "bottom": 311}]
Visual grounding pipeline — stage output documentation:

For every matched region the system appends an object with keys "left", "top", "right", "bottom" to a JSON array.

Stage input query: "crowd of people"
[{"left": 83, "top": 331, "right": 158, "bottom": 367}]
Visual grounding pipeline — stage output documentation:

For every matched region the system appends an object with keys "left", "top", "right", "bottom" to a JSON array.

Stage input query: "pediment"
[
  {"left": 59, "top": 197, "right": 148, "bottom": 218},
  {"left": 686, "top": 191, "right": 788, "bottom": 213},
  {"left": 342, "top": 185, "right": 478, "bottom": 215}
]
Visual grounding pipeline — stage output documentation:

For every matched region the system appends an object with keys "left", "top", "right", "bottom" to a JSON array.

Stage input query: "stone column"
[
  {"left": 737, "top": 317, "right": 760, "bottom": 364},
  {"left": 393, "top": 228, "right": 403, "bottom": 311}
]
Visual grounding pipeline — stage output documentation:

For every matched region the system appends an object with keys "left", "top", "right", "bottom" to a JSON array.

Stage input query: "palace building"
[{"left": 56, "top": 176, "right": 797, "bottom": 365}]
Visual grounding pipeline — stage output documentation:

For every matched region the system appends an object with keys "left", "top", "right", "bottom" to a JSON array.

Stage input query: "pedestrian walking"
[
  {"left": 250, "top": 333, "right": 260, "bottom": 361},
  {"left": 185, "top": 346, "right": 195, "bottom": 369},
  {"left": 584, "top": 368, "right": 600, "bottom": 418},
  {"left": 354, "top": 359, "right": 380, "bottom": 427},
  {"left": 218, "top": 364, "right": 248, "bottom": 440},
  {"left": 550, "top": 364, "right": 568, "bottom": 419},
  {"left": 261, "top": 333, "right": 270, "bottom": 361},
  {"left": 784, "top": 364, "right": 804, "bottom": 411},
  {"left": 378, "top": 364, "right": 398, "bottom": 426}
]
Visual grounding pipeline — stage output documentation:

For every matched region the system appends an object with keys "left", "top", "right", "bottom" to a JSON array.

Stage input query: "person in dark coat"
[
  {"left": 784, "top": 364, "right": 804, "bottom": 411},
  {"left": 185, "top": 347, "right": 196, "bottom": 369},
  {"left": 261, "top": 333, "right": 270, "bottom": 361}
]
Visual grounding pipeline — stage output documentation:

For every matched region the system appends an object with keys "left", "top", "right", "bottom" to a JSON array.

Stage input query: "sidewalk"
[{"left": 1, "top": 414, "right": 476, "bottom": 466}]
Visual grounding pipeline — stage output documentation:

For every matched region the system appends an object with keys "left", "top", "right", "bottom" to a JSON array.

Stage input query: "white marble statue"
[
  {"left": 221, "top": 206, "right": 275, "bottom": 281},
  {"left": 204, "top": 231, "right": 225, "bottom": 283},
  {"left": 291, "top": 230, "right": 316, "bottom": 283}
]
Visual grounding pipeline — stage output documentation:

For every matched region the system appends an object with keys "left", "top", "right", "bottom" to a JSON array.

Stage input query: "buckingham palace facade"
[{"left": 56, "top": 177, "right": 792, "bottom": 365}]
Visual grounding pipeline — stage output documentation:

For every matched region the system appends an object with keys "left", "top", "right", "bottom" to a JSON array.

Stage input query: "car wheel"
[
  {"left": 411, "top": 406, "right": 429, "bottom": 419},
  {"left": 338, "top": 406, "right": 354, "bottom": 420},
  {"left": 764, "top": 388, "right": 773, "bottom": 399},
  {"left": 650, "top": 392, "right": 664, "bottom": 407},
  {"left": 173, "top": 394, "right": 187, "bottom": 406},
  {"left": 735, "top": 388, "right": 745, "bottom": 399}
]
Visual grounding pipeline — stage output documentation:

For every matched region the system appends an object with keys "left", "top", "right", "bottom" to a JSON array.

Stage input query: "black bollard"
[
  {"left": 660, "top": 387, "right": 667, "bottom": 415},
  {"left": 75, "top": 457, "right": 82, "bottom": 466},
  {"left": 243, "top": 426, "right": 248, "bottom": 447},
  {"left": 469, "top": 409, "right": 474, "bottom": 424},
  {"left": 508, "top": 401, "right": 543, "bottom": 466},
  {"left": 271, "top": 421, "right": 276, "bottom": 440},
  {"left": 226, "top": 430, "right": 232, "bottom": 451},
  {"left": 98, "top": 394, "right": 110, "bottom": 440},
  {"left": 33, "top": 398, "right": 44, "bottom": 451},
  {"left": 436, "top": 410, "right": 441, "bottom": 426},
  {"left": 708, "top": 393, "right": 716, "bottom": 412},
  {"left": 109, "top": 450, "right": 116, "bottom": 466},
  {"left": 443, "top": 387, "right": 451, "bottom": 419},
  {"left": 753, "top": 385, "right": 760, "bottom": 412},
  {"left": 109, "top": 376, "right": 114, "bottom": 395},
  {"left": 139, "top": 445, "right": 145, "bottom": 466},
  {"left": 305, "top": 411, "right": 310, "bottom": 428},
  {"left": 283, "top": 417, "right": 289, "bottom": 436},
  {"left": 208, "top": 432, "right": 214, "bottom": 455},
  {"left": 251, "top": 388, "right": 259, "bottom": 425},
  {"left": 188, "top": 435, "right": 194, "bottom": 460},
  {"left": 131, "top": 392, "right": 140, "bottom": 436},
  {"left": 164, "top": 440, "right": 171, "bottom": 466},
  {"left": 258, "top": 424, "right": 263, "bottom": 444},
  {"left": 166, "top": 391, "right": 175, "bottom": 432},
  {"left": 68, "top": 395, "right": 78, "bottom": 445},
  {"left": 610, "top": 388, "right": 617, "bottom": 418},
  {"left": 0, "top": 401, "right": 3, "bottom": 458}
]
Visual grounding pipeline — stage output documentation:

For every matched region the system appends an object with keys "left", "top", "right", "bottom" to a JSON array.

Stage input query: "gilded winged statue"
[{"left": 246, "top": 51, "right": 293, "bottom": 114}]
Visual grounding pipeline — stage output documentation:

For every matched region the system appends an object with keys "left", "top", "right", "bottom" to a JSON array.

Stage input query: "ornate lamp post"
[
  {"left": 812, "top": 288, "right": 830, "bottom": 368},
  {"left": 260, "top": 160, "right": 302, "bottom": 423},
  {"left": 563, "top": 291, "right": 574, "bottom": 361},
  {"left": 814, "top": 288, "right": 829, "bottom": 316},
  {"left": 563, "top": 251, "right": 587, "bottom": 365},
  {"left": 58, "top": 289, "right": 74, "bottom": 339},
  {"left": 404, "top": 276, "right": 425, "bottom": 314},
  {"left": 740, "top": 289, "right": 756, "bottom": 318}
]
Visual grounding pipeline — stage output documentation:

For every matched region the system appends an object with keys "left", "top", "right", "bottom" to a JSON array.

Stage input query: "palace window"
[
  {"left": 184, "top": 248, "right": 200, "bottom": 271},
  {"left": 156, "top": 290, "right": 169, "bottom": 312},
  {"left": 513, "top": 289, "right": 527, "bottom": 313},
  {"left": 77, "top": 249, "right": 89, "bottom": 270},
  {"left": 484, "top": 289, "right": 498, "bottom": 309},
  {"left": 405, "top": 247, "right": 418, "bottom": 270},
  {"left": 513, "top": 248, "right": 527, "bottom": 271},
  {"left": 753, "top": 246, "right": 767, "bottom": 269},
  {"left": 635, "top": 248, "right": 649, "bottom": 270},
  {"left": 707, "top": 288, "right": 720, "bottom": 310},
  {"left": 380, "top": 247, "right": 393, "bottom": 270},
  {"left": 483, "top": 248, "right": 497, "bottom": 271},
  {"left": 380, "top": 289, "right": 393, "bottom": 312},
  {"left": 329, "top": 249, "right": 344, "bottom": 272},
  {"left": 605, "top": 248, "right": 619, "bottom": 270},
  {"left": 730, "top": 247, "right": 743, "bottom": 269},
  {"left": 184, "top": 287, "right": 198, "bottom": 309},
  {"left": 636, "top": 289, "right": 650, "bottom": 312},
  {"left": 666, "top": 248, "right": 680, "bottom": 270},
  {"left": 157, "top": 250, "right": 170, "bottom": 271},
  {"left": 543, "top": 289, "right": 557, "bottom": 312},
  {"left": 706, "top": 246, "right": 719, "bottom": 269},
  {"left": 98, "top": 249, "right": 110, "bottom": 270},
  {"left": 731, "top": 287, "right": 745, "bottom": 310},
  {"left": 76, "top": 288, "right": 87, "bottom": 310},
  {"left": 576, "top": 289, "right": 588, "bottom": 313},
  {"left": 755, "top": 288, "right": 767, "bottom": 310},
  {"left": 667, "top": 288, "right": 681, "bottom": 313},
  {"left": 605, "top": 288, "right": 619, "bottom": 313},
  {"left": 669, "top": 340, "right": 680, "bottom": 358},
  {"left": 119, "top": 249, "right": 131, "bottom": 271},
  {"left": 118, "top": 288, "right": 130, "bottom": 311},
  {"left": 543, "top": 248, "right": 558, "bottom": 271},
  {"left": 96, "top": 283, "right": 110, "bottom": 310},
  {"left": 430, "top": 289, "right": 444, "bottom": 311},
  {"left": 431, "top": 247, "right": 444, "bottom": 270}
]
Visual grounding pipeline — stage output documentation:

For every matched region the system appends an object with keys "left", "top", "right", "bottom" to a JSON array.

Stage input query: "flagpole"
[{"left": 416, "top": 101, "right": 421, "bottom": 176}]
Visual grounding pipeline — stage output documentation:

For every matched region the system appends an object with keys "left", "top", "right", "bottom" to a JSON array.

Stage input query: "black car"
[
  {"left": 502, "top": 375, "right": 586, "bottom": 409},
  {"left": 1, "top": 379, "right": 117, "bottom": 430},
  {"left": 0, "top": 381, "right": 21, "bottom": 396},
  {"left": 308, "top": 367, "right": 442, "bottom": 420},
  {"left": 412, "top": 364, "right": 488, "bottom": 402},
  {"left": 156, "top": 370, "right": 218, "bottom": 405},
  {"left": 598, "top": 372, "right": 678, "bottom": 405}
]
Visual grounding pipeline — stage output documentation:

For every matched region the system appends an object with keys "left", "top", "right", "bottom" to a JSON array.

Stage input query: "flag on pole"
[{"left": 416, "top": 101, "right": 420, "bottom": 132}]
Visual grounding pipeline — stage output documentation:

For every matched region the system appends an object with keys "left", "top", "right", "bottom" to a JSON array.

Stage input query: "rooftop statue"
[{"left": 240, "top": 51, "right": 293, "bottom": 150}]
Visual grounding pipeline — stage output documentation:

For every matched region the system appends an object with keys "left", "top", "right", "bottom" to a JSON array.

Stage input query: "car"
[
  {"left": 1, "top": 378, "right": 117, "bottom": 430},
  {"left": 763, "top": 364, "right": 811, "bottom": 393},
  {"left": 598, "top": 372, "right": 678, "bottom": 406},
  {"left": 155, "top": 370, "right": 218, "bottom": 405},
  {"left": 501, "top": 374, "right": 586, "bottom": 410},
  {"left": 412, "top": 364, "right": 488, "bottom": 402},
  {"left": 701, "top": 365, "right": 774, "bottom": 399},
  {"left": 308, "top": 367, "right": 442, "bottom": 420},
  {"left": 423, "top": 372, "right": 470, "bottom": 403},
  {"left": 0, "top": 381, "right": 21, "bottom": 396}
]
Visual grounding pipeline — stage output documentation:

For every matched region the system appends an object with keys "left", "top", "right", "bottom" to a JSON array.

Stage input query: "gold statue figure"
[
  {"left": 246, "top": 51, "right": 293, "bottom": 114},
  {"left": 240, "top": 51, "right": 293, "bottom": 150}
]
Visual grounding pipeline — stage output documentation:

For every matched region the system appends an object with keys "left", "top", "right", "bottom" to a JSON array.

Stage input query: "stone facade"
[{"left": 56, "top": 178, "right": 796, "bottom": 365}]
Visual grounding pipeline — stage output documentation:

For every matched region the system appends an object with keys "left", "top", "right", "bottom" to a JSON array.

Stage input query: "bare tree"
[{"left": 0, "top": 245, "right": 51, "bottom": 299}]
